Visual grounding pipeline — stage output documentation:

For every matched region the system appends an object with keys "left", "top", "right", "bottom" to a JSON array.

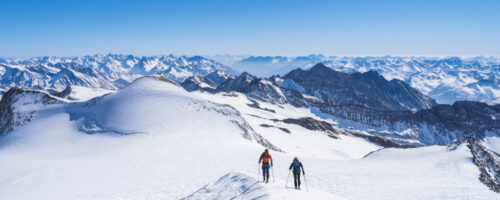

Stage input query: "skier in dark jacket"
[
  {"left": 258, "top": 149, "right": 273, "bottom": 183},
  {"left": 289, "top": 157, "right": 305, "bottom": 190}
]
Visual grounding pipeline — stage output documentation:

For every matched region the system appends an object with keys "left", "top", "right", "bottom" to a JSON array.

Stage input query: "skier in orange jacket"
[{"left": 258, "top": 149, "right": 273, "bottom": 183}]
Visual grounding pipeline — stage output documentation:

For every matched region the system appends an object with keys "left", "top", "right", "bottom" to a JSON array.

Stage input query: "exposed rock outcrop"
[
  {"left": 449, "top": 138, "right": 500, "bottom": 193},
  {"left": 0, "top": 88, "right": 59, "bottom": 135}
]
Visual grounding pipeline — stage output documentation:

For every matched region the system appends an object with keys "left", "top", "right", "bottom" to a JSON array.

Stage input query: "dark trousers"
[
  {"left": 293, "top": 172, "right": 301, "bottom": 188},
  {"left": 262, "top": 164, "right": 270, "bottom": 181}
]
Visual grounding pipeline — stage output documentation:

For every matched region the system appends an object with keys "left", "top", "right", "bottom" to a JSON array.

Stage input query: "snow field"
[
  {"left": 0, "top": 76, "right": 498, "bottom": 199},
  {"left": 67, "top": 86, "right": 115, "bottom": 101}
]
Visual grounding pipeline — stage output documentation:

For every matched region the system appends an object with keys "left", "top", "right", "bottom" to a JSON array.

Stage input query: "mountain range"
[
  {"left": 2, "top": 54, "right": 499, "bottom": 105},
  {"left": 0, "top": 54, "right": 233, "bottom": 93},
  {"left": 181, "top": 63, "right": 499, "bottom": 147},
  {"left": 217, "top": 55, "right": 500, "bottom": 105},
  {"left": 1, "top": 54, "right": 500, "bottom": 199}
]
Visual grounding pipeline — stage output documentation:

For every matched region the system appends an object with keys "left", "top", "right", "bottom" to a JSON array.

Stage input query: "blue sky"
[{"left": 1, "top": 0, "right": 499, "bottom": 57}]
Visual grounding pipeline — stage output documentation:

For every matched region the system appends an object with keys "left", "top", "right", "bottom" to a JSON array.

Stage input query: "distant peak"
[
  {"left": 239, "top": 72, "right": 254, "bottom": 77},
  {"left": 206, "top": 70, "right": 229, "bottom": 78},
  {"left": 310, "top": 63, "right": 330, "bottom": 71},
  {"left": 362, "top": 70, "right": 380, "bottom": 76}
]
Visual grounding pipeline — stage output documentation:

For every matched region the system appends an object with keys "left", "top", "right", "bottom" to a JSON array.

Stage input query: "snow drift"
[{"left": 182, "top": 172, "right": 345, "bottom": 200}]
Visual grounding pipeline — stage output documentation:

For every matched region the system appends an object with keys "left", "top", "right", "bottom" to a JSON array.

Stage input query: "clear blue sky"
[{"left": 1, "top": 0, "right": 499, "bottom": 57}]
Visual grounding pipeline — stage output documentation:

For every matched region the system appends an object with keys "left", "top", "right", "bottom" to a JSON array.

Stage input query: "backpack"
[
  {"left": 292, "top": 162, "right": 301, "bottom": 172},
  {"left": 261, "top": 153, "right": 271, "bottom": 164}
]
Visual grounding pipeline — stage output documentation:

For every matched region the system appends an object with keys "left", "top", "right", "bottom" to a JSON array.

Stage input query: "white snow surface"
[
  {"left": 482, "top": 135, "right": 500, "bottom": 153},
  {"left": 0, "top": 76, "right": 499, "bottom": 199},
  {"left": 192, "top": 91, "right": 380, "bottom": 160},
  {"left": 67, "top": 86, "right": 115, "bottom": 101},
  {"left": 182, "top": 172, "right": 345, "bottom": 200}
]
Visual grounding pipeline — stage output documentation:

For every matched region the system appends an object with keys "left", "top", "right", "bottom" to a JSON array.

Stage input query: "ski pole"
[
  {"left": 285, "top": 170, "right": 290, "bottom": 188},
  {"left": 271, "top": 165, "right": 275, "bottom": 183},
  {"left": 303, "top": 173, "right": 309, "bottom": 192}
]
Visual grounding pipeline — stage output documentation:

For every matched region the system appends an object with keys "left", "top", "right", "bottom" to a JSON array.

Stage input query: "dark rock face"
[
  {"left": 246, "top": 99, "right": 275, "bottom": 113},
  {"left": 280, "top": 117, "right": 340, "bottom": 139},
  {"left": 216, "top": 72, "right": 255, "bottom": 91},
  {"left": 259, "top": 124, "right": 291, "bottom": 134},
  {"left": 54, "top": 86, "right": 72, "bottom": 98},
  {"left": 347, "top": 131, "right": 422, "bottom": 148},
  {"left": 180, "top": 71, "right": 233, "bottom": 93},
  {"left": 449, "top": 138, "right": 500, "bottom": 193},
  {"left": 283, "top": 63, "right": 436, "bottom": 111},
  {"left": 278, "top": 87, "right": 308, "bottom": 107},
  {"left": 217, "top": 72, "right": 286, "bottom": 104},
  {"left": 416, "top": 101, "right": 500, "bottom": 137},
  {"left": 205, "top": 71, "right": 232, "bottom": 85},
  {"left": 0, "top": 88, "right": 59, "bottom": 135},
  {"left": 320, "top": 101, "right": 499, "bottom": 145},
  {"left": 181, "top": 76, "right": 217, "bottom": 92}
]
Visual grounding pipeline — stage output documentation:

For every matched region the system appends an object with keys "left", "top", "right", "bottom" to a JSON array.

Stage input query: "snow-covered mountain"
[
  {"left": 3, "top": 54, "right": 498, "bottom": 105},
  {"left": 1, "top": 54, "right": 500, "bottom": 199},
  {"left": 0, "top": 54, "right": 234, "bottom": 92},
  {"left": 220, "top": 55, "right": 500, "bottom": 105},
  {"left": 1, "top": 74, "right": 499, "bottom": 199},
  {"left": 182, "top": 65, "right": 499, "bottom": 147},
  {"left": 181, "top": 71, "right": 233, "bottom": 93},
  {"left": 283, "top": 63, "right": 437, "bottom": 111}
]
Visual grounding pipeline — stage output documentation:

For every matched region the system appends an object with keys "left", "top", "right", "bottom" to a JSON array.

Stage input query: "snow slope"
[
  {"left": 0, "top": 75, "right": 499, "bottom": 199},
  {"left": 482, "top": 135, "right": 500, "bottom": 153},
  {"left": 182, "top": 172, "right": 345, "bottom": 200},
  {"left": 311, "top": 144, "right": 495, "bottom": 200},
  {"left": 192, "top": 91, "right": 380, "bottom": 160},
  {"left": 63, "top": 86, "right": 115, "bottom": 101},
  {"left": 183, "top": 144, "right": 499, "bottom": 200},
  {"left": 0, "top": 75, "right": 276, "bottom": 199}
]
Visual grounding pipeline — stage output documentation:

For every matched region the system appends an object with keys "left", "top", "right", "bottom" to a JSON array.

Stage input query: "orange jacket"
[{"left": 259, "top": 152, "right": 273, "bottom": 165}]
